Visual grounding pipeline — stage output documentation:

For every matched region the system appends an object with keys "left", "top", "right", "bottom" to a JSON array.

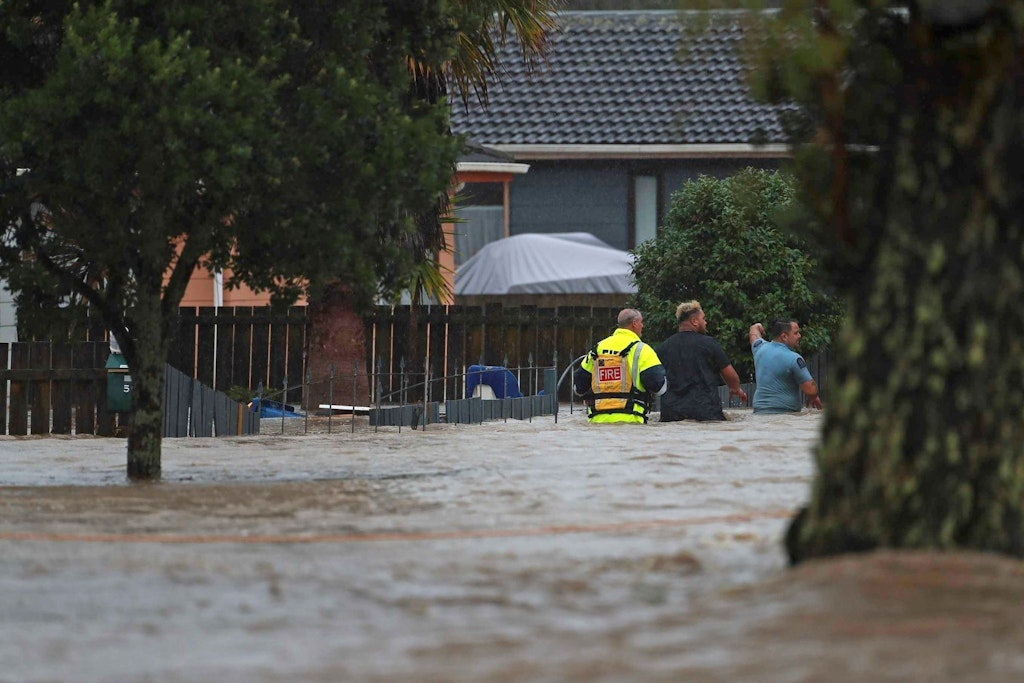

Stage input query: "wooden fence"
[
  {"left": 157, "top": 304, "right": 833, "bottom": 407},
  {"left": 166, "top": 304, "right": 623, "bottom": 406},
  {"left": 163, "top": 365, "right": 260, "bottom": 437},
  {"left": 0, "top": 341, "right": 258, "bottom": 437},
  {"left": 0, "top": 341, "right": 113, "bottom": 436},
  {"left": 7, "top": 305, "right": 831, "bottom": 427},
  {"left": 170, "top": 306, "right": 309, "bottom": 396}
]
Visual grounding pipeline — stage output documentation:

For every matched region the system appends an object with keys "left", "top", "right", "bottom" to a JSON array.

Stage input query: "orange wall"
[
  {"left": 178, "top": 267, "right": 309, "bottom": 307},
  {"left": 179, "top": 167, "right": 515, "bottom": 308}
]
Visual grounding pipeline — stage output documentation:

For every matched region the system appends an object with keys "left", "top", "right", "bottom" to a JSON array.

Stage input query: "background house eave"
[{"left": 487, "top": 144, "right": 791, "bottom": 161}]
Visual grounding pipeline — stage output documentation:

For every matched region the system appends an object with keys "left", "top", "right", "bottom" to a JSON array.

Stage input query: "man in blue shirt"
[{"left": 749, "top": 319, "right": 822, "bottom": 413}]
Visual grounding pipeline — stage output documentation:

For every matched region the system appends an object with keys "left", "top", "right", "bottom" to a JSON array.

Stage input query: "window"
[
  {"left": 454, "top": 182, "right": 505, "bottom": 266},
  {"left": 633, "top": 175, "right": 659, "bottom": 247}
]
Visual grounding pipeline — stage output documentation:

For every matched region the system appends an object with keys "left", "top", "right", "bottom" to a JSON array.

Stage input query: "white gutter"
[
  {"left": 485, "top": 144, "right": 791, "bottom": 160},
  {"left": 455, "top": 161, "right": 531, "bottom": 174}
]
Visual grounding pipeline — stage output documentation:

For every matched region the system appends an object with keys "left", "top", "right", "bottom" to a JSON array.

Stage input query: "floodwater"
[{"left": 0, "top": 408, "right": 1022, "bottom": 682}]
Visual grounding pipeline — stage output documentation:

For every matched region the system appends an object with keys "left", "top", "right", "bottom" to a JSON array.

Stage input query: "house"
[
  {"left": 449, "top": 10, "right": 787, "bottom": 254},
  {"left": 441, "top": 142, "right": 530, "bottom": 283}
]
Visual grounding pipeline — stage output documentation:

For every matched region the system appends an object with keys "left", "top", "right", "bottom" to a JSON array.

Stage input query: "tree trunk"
[
  {"left": 787, "top": 14, "right": 1024, "bottom": 562},
  {"left": 304, "top": 287, "right": 371, "bottom": 410},
  {"left": 124, "top": 289, "right": 171, "bottom": 481}
]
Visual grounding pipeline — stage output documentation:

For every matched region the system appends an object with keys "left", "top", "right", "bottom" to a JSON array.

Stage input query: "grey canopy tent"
[{"left": 454, "top": 232, "right": 637, "bottom": 296}]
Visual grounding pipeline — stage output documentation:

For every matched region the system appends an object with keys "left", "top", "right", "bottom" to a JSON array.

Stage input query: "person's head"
[
  {"left": 617, "top": 308, "right": 644, "bottom": 336},
  {"left": 770, "top": 318, "right": 801, "bottom": 350},
  {"left": 676, "top": 300, "right": 707, "bottom": 333}
]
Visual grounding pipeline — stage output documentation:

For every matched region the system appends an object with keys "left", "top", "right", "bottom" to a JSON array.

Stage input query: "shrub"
[{"left": 630, "top": 168, "right": 842, "bottom": 379}]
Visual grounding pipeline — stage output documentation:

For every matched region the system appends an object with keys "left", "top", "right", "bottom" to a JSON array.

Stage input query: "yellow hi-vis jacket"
[{"left": 580, "top": 328, "right": 664, "bottom": 423}]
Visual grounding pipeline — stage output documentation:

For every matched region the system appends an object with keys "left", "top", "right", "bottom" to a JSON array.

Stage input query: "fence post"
[
  {"left": 552, "top": 350, "right": 559, "bottom": 424},
  {"left": 304, "top": 368, "right": 311, "bottom": 434},
  {"left": 570, "top": 347, "right": 579, "bottom": 415},
  {"left": 528, "top": 350, "right": 535, "bottom": 395},
  {"left": 328, "top": 363, "right": 334, "bottom": 434},
  {"left": 374, "top": 359, "right": 384, "bottom": 434},
  {"left": 423, "top": 362, "right": 430, "bottom": 431},
  {"left": 399, "top": 357, "right": 405, "bottom": 405},
  {"left": 352, "top": 361, "right": 358, "bottom": 434},
  {"left": 526, "top": 352, "right": 534, "bottom": 423},
  {"left": 398, "top": 358, "right": 405, "bottom": 434},
  {"left": 281, "top": 375, "right": 288, "bottom": 434},
  {"left": 500, "top": 355, "right": 508, "bottom": 424}
]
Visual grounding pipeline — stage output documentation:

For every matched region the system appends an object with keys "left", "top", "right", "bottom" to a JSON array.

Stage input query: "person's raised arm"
[
  {"left": 800, "top": 379, "right": 822, "bottom": 410},
  {"left": 720, "top": 364, "right": 747, "bottom": 404},
  {"left": 749, "top": 322, "right": 765, "bottom": 347}
]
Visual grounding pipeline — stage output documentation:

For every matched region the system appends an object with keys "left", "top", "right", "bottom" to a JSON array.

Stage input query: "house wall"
[
  {"left": 179, "top": 267, "right": 307, "bottom": 308},
  {"left": 661, "top": 158, "right": 782, "bottom": 206},
  {"left": 509, "top": 158, "right": 782, "bottom": 250},
  {"left": 0, "top": 279, "right": 16, "bottom": 343},
  {"left": 510, "top": 162, "right": 629, "bottom": 248}
]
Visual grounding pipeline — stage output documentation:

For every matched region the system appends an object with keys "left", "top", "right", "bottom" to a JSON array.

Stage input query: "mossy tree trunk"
[
  {"left": 123, "top": 270, "right": 175, "bottom": 480},
  {"left": 124, "top": 348, "right": 166, "bottom": 480},
  {"left": 787, "top": 6, "right": 1024, "bottom": 562}
]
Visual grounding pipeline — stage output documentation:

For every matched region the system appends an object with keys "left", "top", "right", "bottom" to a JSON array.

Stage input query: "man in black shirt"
[{"left": 657, "top": 301, "right": 746, "bottom": 422}]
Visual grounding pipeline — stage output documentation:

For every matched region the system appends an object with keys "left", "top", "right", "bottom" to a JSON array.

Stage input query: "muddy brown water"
[{"left": 0, "top": 409, "right": 1021, "bottom": 682}]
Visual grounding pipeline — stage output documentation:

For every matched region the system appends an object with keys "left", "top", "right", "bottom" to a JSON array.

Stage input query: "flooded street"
[{"left": 0, "top": 409, "right": 1021, "bottom": 682}]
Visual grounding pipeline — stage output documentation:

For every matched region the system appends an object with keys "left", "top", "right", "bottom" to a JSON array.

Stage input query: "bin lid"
[{"left": 105, "top": 353, "right": 129, "bottom": 370}]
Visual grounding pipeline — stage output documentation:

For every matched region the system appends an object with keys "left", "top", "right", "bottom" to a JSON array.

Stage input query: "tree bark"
[
  {"left": 124, "top": 286, "right": 171, "bottom": 481},
  {"left": 787, "top": 10, "right": 1024, "bottom": 562},
  {"left": 305, "top": 286, "right": 371, "bottom": 410}
]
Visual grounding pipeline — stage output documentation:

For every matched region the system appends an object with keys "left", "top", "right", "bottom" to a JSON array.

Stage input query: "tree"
[
  {"left": 630, "top": 168, "right": 841, "bottom": 379},
  {"left": 389, "top": 0, "right": 556, "bottom": 374},
  {"left": 0, "top": 0, "right": 463, "bottom": 479},
  {"left": 393, "top": 0, "right": 556, "bottom": 278},
  {"left": 721, "top": 1, "right": 1024, "bottom": 561}
]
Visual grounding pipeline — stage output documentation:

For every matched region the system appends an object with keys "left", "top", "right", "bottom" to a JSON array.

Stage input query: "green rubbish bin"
[{"left": 105, "top": 352, "right": 133, "bottom": 412}]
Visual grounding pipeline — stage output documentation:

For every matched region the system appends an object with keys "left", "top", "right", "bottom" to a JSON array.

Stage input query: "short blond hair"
[{"left": 676, "top": 300, "right": 702, "bottom": 323}]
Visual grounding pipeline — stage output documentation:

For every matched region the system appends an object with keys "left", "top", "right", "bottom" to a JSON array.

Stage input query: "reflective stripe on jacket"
[{"left": 581, "top": 328, "right": 662, "bottom": 423}]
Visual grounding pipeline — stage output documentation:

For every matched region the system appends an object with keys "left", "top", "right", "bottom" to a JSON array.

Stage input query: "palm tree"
[
  {"left": 401, "top": 0, "right": 557, "bottom": 266},
  {"left": 390, "top": 1, "right": 557, "bottom": 389}
]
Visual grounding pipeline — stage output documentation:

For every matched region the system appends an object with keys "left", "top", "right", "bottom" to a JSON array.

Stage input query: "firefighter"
[{"left": 573, "top": 309, "right": 667, "bottom": 424}]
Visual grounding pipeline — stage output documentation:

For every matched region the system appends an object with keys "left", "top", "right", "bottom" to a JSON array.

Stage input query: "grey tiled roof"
[{"left": 450, "top": 11, "right": 785, "bottom": 147}]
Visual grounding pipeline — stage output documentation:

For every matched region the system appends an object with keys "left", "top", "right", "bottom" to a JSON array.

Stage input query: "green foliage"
[
  {"left": 0, "top": 0, "right": 463, "bottom": 325},
  {"left": 630, "top": 168, "right": 842, "bottom": 378},
  {"left": 225, "top": 385, "right": 257, "bottom": 405},
  {"left": 0, "top": 0, "right": 466, "bottom": 476}
]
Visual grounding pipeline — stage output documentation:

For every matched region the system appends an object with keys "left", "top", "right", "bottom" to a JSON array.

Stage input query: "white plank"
[{"left": 319, "top": 404, "right": 371, "bottom": 414}]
